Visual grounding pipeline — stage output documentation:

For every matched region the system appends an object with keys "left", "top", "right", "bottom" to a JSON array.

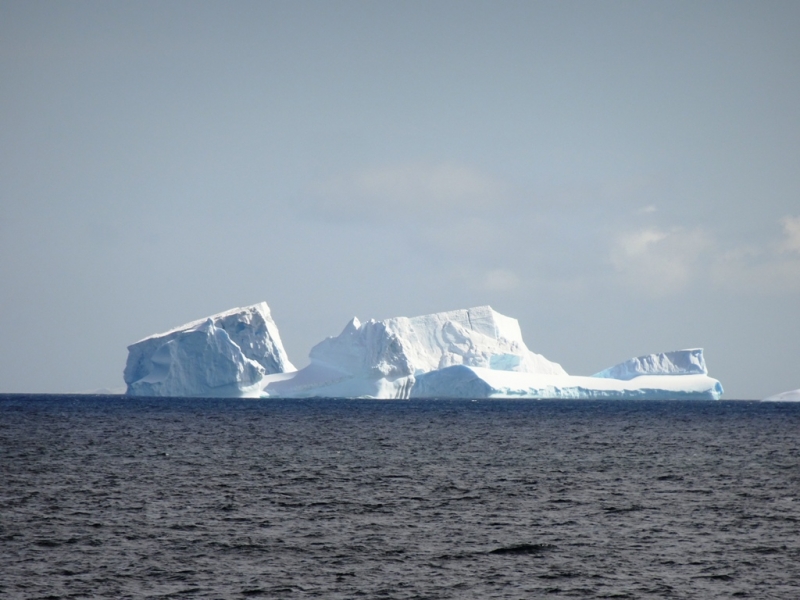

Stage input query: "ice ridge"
[{"left": 592, "top": 349, "right": 708, "bottom": 380}]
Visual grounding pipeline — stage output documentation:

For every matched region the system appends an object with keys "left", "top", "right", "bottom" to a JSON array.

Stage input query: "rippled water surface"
[{"left": 1, "top": 396, "right": 799, "bottom": 599}]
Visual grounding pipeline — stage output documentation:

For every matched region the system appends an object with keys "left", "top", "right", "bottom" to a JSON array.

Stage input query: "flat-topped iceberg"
[
  {"left": 410, "top": 347, "right": 722, "bottom": 399},
  {"left": 262, "top": 306, "right": 566, "bottom": 399},
  {"left": 411, "top": 365, "right": 722, "bottom": 399},
  {"left": 123, "top": 302, "right": 723, "bottom": 399},
  {"left": 124, "top": 302, "right": 294, "bottom": 397}
]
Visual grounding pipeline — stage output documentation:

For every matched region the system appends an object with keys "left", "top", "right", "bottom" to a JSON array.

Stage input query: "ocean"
[{"left": 1, "top": 396, "right": 798, "bottom": 599}]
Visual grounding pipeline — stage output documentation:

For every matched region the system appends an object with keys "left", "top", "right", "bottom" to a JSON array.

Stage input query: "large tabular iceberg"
[
  {"left": 124, "top": 302, "right": 723, "bottom": 399},
  {"left": 124, "top": 302, "right": 294, "bottom": 397},
  {"left": 411, "top": 351, "right": 723, "bottom": 400},
  {"left": 262, "top": 305, "right": 566, "bottom": 399}
]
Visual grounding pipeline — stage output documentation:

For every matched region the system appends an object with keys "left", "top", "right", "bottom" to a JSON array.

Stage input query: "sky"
[{"left": 1, "top": 1, "right": 798, "bottom": 398}]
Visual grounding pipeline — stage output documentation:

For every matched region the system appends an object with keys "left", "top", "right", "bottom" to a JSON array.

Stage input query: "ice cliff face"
[
  {"left": 124, "top": 303, "right": 294, "bottom": 397},
  {"left": 262, "top": 306, "right": 566, "bottom": 399}
]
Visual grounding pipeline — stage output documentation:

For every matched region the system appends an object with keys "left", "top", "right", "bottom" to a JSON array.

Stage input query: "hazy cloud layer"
[
  {"left": 610, "top": 227, "right": 711, "bottom": 296},
  {"left": 712, "top": 216, "right": 800, "bottom": 293},
  {"left": 304, "top": 163, "right": 509, "bottom": 222},
  {"left": 606, "top": 217, "right": 800, "bottom": 297},
  {"left": 779, "top": 215, "right": 800, "bottom": 254}
]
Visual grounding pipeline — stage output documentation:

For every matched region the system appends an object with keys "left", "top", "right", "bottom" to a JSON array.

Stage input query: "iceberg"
[
  {"left": 763, "top": 389, "right": 800, "bottom": 402},
  {"left": 124, "top": 302, "right": 294, "bottom": 397},
  {"left": 411, "top": 347, "right": 722, "bottom": 399},
  {"left": 411, "top": 365, "right": 723, "bottom": 399},
  {"left": 124, "top": 302, "right": 723, "bottom": 399},
  {"left": 262, "top": 306, "right": 566, "bottom": 399},
  {"left": 592, "top": 349, "right": 709, "bottom": 380}
]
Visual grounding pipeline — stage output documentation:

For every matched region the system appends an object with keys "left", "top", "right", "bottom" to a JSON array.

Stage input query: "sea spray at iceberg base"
[{"left": 124, "top": 302, "right": 723, "bottom": 399}]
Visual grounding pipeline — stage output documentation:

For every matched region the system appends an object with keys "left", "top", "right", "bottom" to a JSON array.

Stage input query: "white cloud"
[
  {"left": 711, "top": 216, "right": 800, "bottom": 293},
  {"left": 779, "top": 215, "right": 800, "bottom": 254},
  {"left": 419, "top": 217, "right": 509, "bottom": 257},
  {"left": 610, "top": 227, "right": 710, "bottom": 296},
  {"left": 614, "top": 228, "right": 668, "bottom": 257},
  {"left": 483, "top": 268, "right": 521, "bottom": 292},
  {"left": 305, "top": 163, "right": 508, "bottom": 222},
  {"left": 713, "top": 253, "right": 800, "bottom": 292}
]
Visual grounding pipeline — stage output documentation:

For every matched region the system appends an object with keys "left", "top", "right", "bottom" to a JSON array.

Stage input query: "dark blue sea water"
[{"left": 1, "top": 396, "right": 799, "bottom": 599}]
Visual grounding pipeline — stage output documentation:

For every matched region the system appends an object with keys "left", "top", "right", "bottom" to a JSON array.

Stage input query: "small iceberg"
[{"left": 763, "top": 388, "right": 800, "bottom": 402}]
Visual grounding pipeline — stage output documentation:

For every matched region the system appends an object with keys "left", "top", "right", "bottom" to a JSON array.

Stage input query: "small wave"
[{"left": 489, "top": 543, "right": 555, "bottom": 555}]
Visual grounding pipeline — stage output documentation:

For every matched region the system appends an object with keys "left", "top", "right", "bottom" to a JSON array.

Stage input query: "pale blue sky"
[{"left": 1, "top": 1, "right": 798, "bottom": 397}]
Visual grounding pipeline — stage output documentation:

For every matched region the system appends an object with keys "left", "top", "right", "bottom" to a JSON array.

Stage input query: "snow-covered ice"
[
  {"left": 411, "top": 365, "right": 723, "bottom": 400},
  {"left": 592, "top": 349, "right": 708, "bottom": 380},
  {"left": 763, "top": 388, "right": 800, "bottom": 402},
  {"left": 261, "top": 306, "right": 565, "bottom": 399},
  {"left": 124, "top": 302, "right": 724, "bottom": 399},
  {"left": 124, "top": 303, "right": 294, "bottom": 397}
]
